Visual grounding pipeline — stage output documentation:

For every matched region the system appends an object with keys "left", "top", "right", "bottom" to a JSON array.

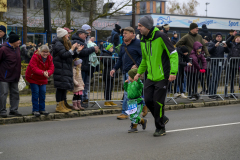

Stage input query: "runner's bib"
[{"left": 125, "top": 100, "right": 138, "bottom": 115}]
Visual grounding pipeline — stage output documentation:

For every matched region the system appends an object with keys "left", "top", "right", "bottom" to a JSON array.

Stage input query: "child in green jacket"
[{"left": 124, "top": 68, "right": 147, "bottom": 133}]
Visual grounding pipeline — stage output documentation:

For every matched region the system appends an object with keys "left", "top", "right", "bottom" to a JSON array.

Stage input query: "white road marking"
[
  {"left": 0, "top": 152, "right": 3, "bottom": 154},
  {"left": 167, "top": 122, "right": 240, "bottom": 133}
]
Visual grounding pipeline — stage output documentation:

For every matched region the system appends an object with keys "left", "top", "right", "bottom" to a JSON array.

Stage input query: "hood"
[
  {"left": 191, "top": 41, "right": 203, "bottom": 56},
  {"left": 51, "top": 37, "right": 60, "bottom": 45},
  {"left": 142, "top": 27, "right": 159, "bottom": 41},
  {"left": 72, "top": 33, "right": 85, "bottom": 43}
]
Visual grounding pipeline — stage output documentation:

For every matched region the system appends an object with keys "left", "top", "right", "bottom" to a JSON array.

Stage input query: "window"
[
  {"left": 156, "top": 2, "right": 161, "bottom": 13},
  {"left": 140, "top": 2, "right": 146, "bottom": 14},
  {"left": 34, "top": 0, "right": 43, "bottom": 9},
  {"left": 150, "top": 1, "right": 153, "bottom": 13},
  {"left": 7, "top": 0, "right": 30, "bottom": 8}
]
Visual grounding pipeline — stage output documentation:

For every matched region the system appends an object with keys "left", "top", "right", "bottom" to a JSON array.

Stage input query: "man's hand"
[
  {"left": 215, "top": 42, "right": 219, "bottom": 47},
  {"left": 77, "top": 45, "right": 84, "bottom": 52},
  {"left": 131, "top": 65, "right": 138, "bottom": 69},
  {"left": 134, "top": 73, "right": 141, "bottom": 81},
  {"left": 233, "top": 31, "right": 238, "bottom": 36},
  {"left": 187, "top": 62, "right": 192, "bottom": 66},
  {"left": 94, "top": 46, "right": 99, "bottom": 53},
  {"left": 168, "top": 75, "right": 176, "bottom": 82},
  {"left": 223, "top": 43, "right": 227, "bottom": 48},
  {"left": 71, "top": 43, "right": 78, "bottom": 51},
  {"left": 110, "top": 69, "right": 115, "bottom": 77}
]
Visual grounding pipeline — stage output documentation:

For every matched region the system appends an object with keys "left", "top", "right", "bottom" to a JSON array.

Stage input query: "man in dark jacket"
[
  {"left": 110, "top": 27, "right": 142, "bottom": 120},
  {"left": 225, "top": 31, "right": 240, "bottom": 98},
  {"left": 226, "top": 29, "right": 234, "bottom": 42},
  {"left": 199, "top": 24, "right": 212, "bottom": 41},
  {"left": 98, "top": 40, "right": 104, "bottom": 55},
  {"left": 208, "top": 32, "right": 229, "bottom": 99},
  {"left": 71, "top": 29, "right": 99, "bottom": 103},
  {"left": 0, "top": 33, "right": 22, "bottom": 118},
  {"left": 0, "top": 25, "right": 8, "bottom": 45},
  {"left": 111, "top": 24, "right": 121, "bottom": 48}
]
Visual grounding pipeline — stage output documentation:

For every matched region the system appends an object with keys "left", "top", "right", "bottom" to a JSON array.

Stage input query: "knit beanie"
[
  {"left": 203, "top": 36, "right": 210, "bottom": 42},
  {"left": 0, "top": 25, "right": 6, "bottom": 33},
  {"left": 103, "top": 42, "right": 113, "bottom": 51},
  {"left": 115, "top": 24, "right": 121, "bottom": 31},
  {"left": 163, "top": 24, "right": 170, "bottom": 29},
  {"left": 128, "top": 68, "right": 138, "bottom": 80},
  {"left": 9, "top": 33, "right": 20, "bottom": 43},
  {"left": 138, "top": 15, "right": 154, "bottom": 30},
  {"left": 202, "top": 24, "right": 207, "bottom": 29},
  {"left": 74, "top": 59, "right": 83, "bottom": 66},
  {"left": 216, "top": 32, "right": 222, "bottom": 37},
  {"left": 57, "top": 27, "right": 68, "bottom": 38},
  {"left": 180, "top": 46, "right": 189, "bottom": 54},
  {"left": 189, "top": 23, "right": 198, "bottom": 30}
]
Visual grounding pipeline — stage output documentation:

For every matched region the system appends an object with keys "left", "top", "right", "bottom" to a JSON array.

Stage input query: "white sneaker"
[
  {"left": 188, "top": 97, "right": 196, "bottom": 101},
  {"left": 180, "top": 93, "right": 187, "bottom": 98},
  {"left": 174, "top": 93, "right": 180, "bottom": 98}
]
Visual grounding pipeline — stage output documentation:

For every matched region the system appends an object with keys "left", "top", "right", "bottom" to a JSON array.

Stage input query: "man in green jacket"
[
  {"left": 176, "top": 23, "right": 210, "bottom": 57},
  {"left": 134, "top": 15, "right": 179, "bottom": 137}
]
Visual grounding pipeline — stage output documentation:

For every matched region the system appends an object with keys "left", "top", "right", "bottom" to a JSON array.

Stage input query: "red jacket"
[{"left": 25, "top": 53, "right": 54, "bottom": 85}]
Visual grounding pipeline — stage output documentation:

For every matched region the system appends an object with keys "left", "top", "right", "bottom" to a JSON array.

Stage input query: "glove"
[
  {"left": 206, "top": 57, "right": 211, "bottom": 62},
  {"left": 199, "top": 69, "right": 206, "bottom": 73}
]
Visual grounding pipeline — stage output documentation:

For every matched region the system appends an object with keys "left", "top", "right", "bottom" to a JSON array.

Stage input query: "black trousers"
[
  {"left": 73, "top": 94, "right": 82, "bottom": 101},
  {"left": 187, "top": 72, "right": 198, "bottom": 97},
  {"left": 174, "top": 72, "right": 184, "bottom": 93},
  {"left": 225, "top": 67, "right": 238, "bottom": 95},
  {"left": 104, "top": 78, "right": 113, "bottom": 101},
  {"left": 144, "top": 79, "right": 168, "bottom": 130},
  {"left": 56, "top": 88, "right": 67, "bottom": 102}
]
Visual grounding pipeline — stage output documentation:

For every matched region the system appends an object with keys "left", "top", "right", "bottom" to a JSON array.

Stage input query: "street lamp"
[{"left": 205, "top": 2, "right": 210, "bottom": 17}]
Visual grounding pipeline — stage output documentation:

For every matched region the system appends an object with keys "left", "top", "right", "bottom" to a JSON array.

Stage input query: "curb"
[{"left": 1, "top": 100, "right": 240, "bottom": 125}]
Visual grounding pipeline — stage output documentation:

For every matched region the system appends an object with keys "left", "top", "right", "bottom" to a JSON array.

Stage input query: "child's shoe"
[
  {"left": 77, "top": 100, "right": 85, "bottom": 110},
  {"left": 128, "top": 123, "right": 138, "bottom": 133},
  {"left": 72, "top": 101, "right": 80, "bottom": 111},
  {"left": 109, "top": 101, "right": 117, "bottom": 106},
  {"left": 104, "top": 102, "right": 112, "bottom": 106},
  {"left": 139, "top": 118, "right": 148, "bottom": 130}
]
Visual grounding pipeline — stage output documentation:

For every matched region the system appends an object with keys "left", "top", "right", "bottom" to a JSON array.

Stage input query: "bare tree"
[{"left": 167, "top": 0, "right": 199, "bottom": 16}]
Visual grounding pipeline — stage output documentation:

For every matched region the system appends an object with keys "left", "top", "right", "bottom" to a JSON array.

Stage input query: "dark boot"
[
  {"left": 153, "top": 128, "right": 166, "bottom": 137},
  {"left": 65, "top": 101, "right": 73, "bottom": 109},
  {"left": 139, "top": 118, "right": 148, "bottom": 130},
  {"left": 128, "top": 123, "right": 138, "bottom": 133},
  {"left": 142, "top": 105, "right": 148, "bottom": 117}
]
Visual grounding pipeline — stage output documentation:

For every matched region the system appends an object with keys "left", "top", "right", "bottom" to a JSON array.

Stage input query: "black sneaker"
[
  {"left": 0, "top": 112, "right": 7, "bottom": 118},
  {"left": 141, "top": 119, "right": 148, "bottom": 130},
  {"left": 32, "top": 111, "right": 40, "bottom": 117},
  {"left": 163, "top": 115, "right": 169, "bottom": 125},
  {"left": 153, "top": 128, "right": 166, "bottom": 137},
  {"left": 9, "top": 110, "right": 22, "bottom": 116},
  {"left": 208, "top": 95, "right": 217, "bottom": 100},
  {"left": 128, "top": 123, "right": 138, "bottom": 133},
  {"left": 40, "top": 111, "right": 49, "bottom": 116}
]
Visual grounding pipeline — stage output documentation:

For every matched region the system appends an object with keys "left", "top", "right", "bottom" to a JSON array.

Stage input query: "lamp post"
[
  {"left": 205, "top": 2, "right": 210, "bottom": 17},
  {"left": 132, "top": 0, "right": 136, "bottom": 29}
]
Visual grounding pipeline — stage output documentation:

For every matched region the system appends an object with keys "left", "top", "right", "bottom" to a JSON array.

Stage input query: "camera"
[{"left": 219, "top": 43, "right": 224, "bottom": 46}]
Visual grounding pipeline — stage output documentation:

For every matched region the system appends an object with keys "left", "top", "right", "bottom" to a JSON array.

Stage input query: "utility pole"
[
  {"left": 23, "top": 0, "right": 27, "bottom": 44},
  {"left": 43, "top": 0, "right": 52, "bottom": 44},
  {"left": 132, "top": 0, "right": 135, "bottom": 29},
  {"left": 205, "top": 2, "right": 210, "bottom": 17}
]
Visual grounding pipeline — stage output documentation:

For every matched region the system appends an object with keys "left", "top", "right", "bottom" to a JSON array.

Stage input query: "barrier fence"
[{"left": 88, "top": 56, "right": 240, "bottom": 107}]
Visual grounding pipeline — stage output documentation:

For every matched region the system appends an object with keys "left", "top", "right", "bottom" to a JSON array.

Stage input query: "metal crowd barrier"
[{"left": 88, "top": 56, "right": 240, "bottom": 107}]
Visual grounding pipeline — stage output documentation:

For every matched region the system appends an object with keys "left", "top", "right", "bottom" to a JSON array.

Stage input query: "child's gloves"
[{"left": 199, "top": 69, "right": 206, "bottom": 73}]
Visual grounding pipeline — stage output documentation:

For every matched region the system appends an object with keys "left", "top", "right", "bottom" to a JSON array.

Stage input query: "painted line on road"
[
  {"left": 167, "top": 122, "right": 240, "bottom": 133},
  {"left": 0, "top": 152, "right": 3, "bottom": 154}
]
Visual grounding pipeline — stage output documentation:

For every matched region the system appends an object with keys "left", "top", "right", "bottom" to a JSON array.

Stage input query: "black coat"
[
  {"left": 71, "top": 33, "right": 95, "bottom": 73},
  {"left": 101, "top": 50, "right": 115, "bottom": 80},
  {"left": 52, "top": 38, "right": 74, "bottom": 90},
  {"left": 177, "top": 47, "right": 190, "bottom": 81},
  {"left": 226, "top": 35, "right": 240, "bottom": 68},
  {"left": 208, "top": 40, "right": 229, "bottom": 58},
  {"left": 199, "top": 28, "right": 212, "bottom": 41}
]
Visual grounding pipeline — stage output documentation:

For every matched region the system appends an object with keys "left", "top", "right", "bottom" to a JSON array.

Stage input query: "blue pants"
[
  {"left": 81, "top": 71, "right": 90, "bottom": 101},
  {"left": 30, "top": 83, "right": 46, "bottom": 112}
]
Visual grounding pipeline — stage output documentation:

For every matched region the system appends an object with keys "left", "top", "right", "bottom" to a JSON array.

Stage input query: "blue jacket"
[{"left": 113, "top": 38, "right": 142, "bottom": 73}]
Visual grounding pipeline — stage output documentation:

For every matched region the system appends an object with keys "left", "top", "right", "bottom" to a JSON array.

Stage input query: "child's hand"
[{"left": 125, "top": 80, "right": 128, "bottom": 83}]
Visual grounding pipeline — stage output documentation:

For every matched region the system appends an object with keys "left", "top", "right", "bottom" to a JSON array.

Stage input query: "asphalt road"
[{"left": 1, "top": 104, "right": 240, "bottom": 160}]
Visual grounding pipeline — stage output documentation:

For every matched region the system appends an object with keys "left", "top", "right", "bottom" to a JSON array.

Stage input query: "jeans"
[
  {"left": 122, "top": 73, "right": 129, "bottom": 115},
  {"left": 209, "top": 65, "right": 222, "bottom": 95},
  {"left": 81, "top": 71, "right": 90, "bottom": 101},
  {"left": 177, "top": 72, "right": 186, "bottom": 93},
  {"left": 30, "top": 83, "right": 46, "bottom": 112}
]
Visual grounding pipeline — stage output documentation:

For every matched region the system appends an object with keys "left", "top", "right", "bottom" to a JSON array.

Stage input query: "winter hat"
[
  {"left": 163, "top": 24, "right": 170, "bottom": 29},
  {"left": 215, "top": 32, "right": 222, "bottom": 37},
  {"left": 0, "top": 25, "right": 6, "bottom": 33},
  {"left": 103, "top": 42, "right": 113, "bottom": 51},
  {"left": 82, "top": 24, "right": 91, "bottom": 31},
  {"left": 74, "top": 58, "right": 83, "bottom": 66},
  {"left": 203, "top": 36, "right": 210, "bottom": 42},
  {"left": 115, "top": 24, "right": 121, "bottom": 31},
  {"left": 189, "top": 23, "right": 198, "bottom": 30},
  {"left": 9, "top": 33, "right": 20, "bottom": 43},
  {"left": 128, "top": 68, "right": 138, "bottom": 80},
  {"left": 180, "top": 46, "right": 189, "bottom": 54},
  {"left": 202, "top": 24, "right": 207, "bottom": 29},
  {"left": 138, "top": 15, "right": 154, "bottom": 30},
  {"left": 173, "top": 31, "right": 177, "bottom": 35},
  {"left": 57, "top": 27, "right": 68, "bottom": 38}
]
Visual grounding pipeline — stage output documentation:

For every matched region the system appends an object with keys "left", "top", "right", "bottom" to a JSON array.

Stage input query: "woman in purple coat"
[{"left": 185, "top": 41, "right": 207, "bottom": 100}]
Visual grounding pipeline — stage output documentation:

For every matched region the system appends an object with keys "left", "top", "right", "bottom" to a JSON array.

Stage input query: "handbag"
[{"left": 18, "top": 75, "right": 26, "bottom": 91}]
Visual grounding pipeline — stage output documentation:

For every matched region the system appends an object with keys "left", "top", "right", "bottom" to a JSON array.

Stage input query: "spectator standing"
[
  {"left": 110, "top": 27, "right": 143, "bottom": 120},
  {"left": 111, "top": 24, "right": 121, "bottom": 48},
  {"left": 71, "top": 29, "right": 99, "bottom": 104},
  {"left": 98, "top": 40, "right": 104, "bottom": 55},
  {"left": 0, "top": 25, "right": 8, "bottom": 45},
  {"left": 82, "top": 24, "right": 92, "bottom": 44},
  {"left": 52, "top": 27, "right": 81, "bottom": 113},
  {"left": 208, "top": 32, "right": 229, "bottom": 99},
  {"left": 185, "top": 41, "right": 207, "bottom": 100},
  {"left": 0, "top": 33, "right": 22, "bottom": 118},
  {"left": 171, "top": 31, "right": 178, "bottom": 47},
  {"left": 176, "top": 23, "right": 210, "bottom": 57},
  {"left": 20, "top": 44, "right": 27, "bottom": 62},
  {"left": 199, "top": 24, "right": 212, "bottom": 41},
  {"left": 25, "top": 45, "right": 54, "bottom": 117},
  {"left": 135, "top": 15, "right": 178, "bottom": 137},
  {"left": 226, "top": 29, "right": 234, "bottom": 41},
  {"left": 225, "top": 31, "right": 240, "bottom": 98},
  {"left": 163, "top": 24, "right": 170, "bottom": 35}
]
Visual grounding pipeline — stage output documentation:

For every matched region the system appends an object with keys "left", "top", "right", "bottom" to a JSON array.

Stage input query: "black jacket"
[
  {"left": 208, "top": 40, "right": 229, "bottom": 58},
  {"left": 177, "top": 47, "right": 190, "bottom": 73},
  {"left": 0, "top": 34, "right": 8, "bottom": 46},
  {"left": 101, "top": 50, "right": 115, "bottom": 80},
  {"left": 111, "top": 29, "right": 120, "bottom": 47},
  {"left": 199, "top": 28, "right": 212, "bottom": 41},
  {"left": 226, "top": 35, "right": 240, "bottom": 68},
  {"left": 52, "top": 38, "right": 74, "bottom": 90},
  {"left": 71, "top": 33, "right": 95, "bottom": 73}
]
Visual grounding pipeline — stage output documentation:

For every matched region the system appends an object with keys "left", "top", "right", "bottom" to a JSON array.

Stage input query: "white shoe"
[
  {"left": 188, "top": 97, "right": 196, "bottom": 101},
  {"left": 174, "top": 93, "right": 180, "bottom": 98},
  {"left": 180, "top": 93, "right": 187, "bottom": 98}
]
